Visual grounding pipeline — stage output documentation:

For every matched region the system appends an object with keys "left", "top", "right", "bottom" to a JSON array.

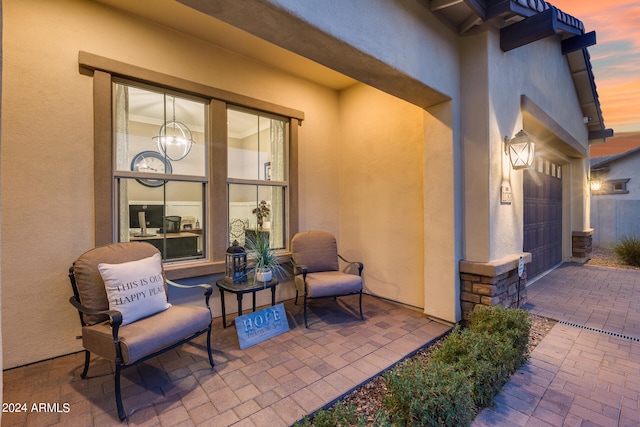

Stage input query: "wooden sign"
[{"left": 235, "top": 303, "right": 289, "bottom": 349}]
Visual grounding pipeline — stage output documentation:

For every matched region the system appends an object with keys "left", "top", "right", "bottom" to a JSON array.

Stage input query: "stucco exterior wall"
[
  {"left": 591, "top": 152, "right": 640, "bottom": 246},
  {"left": 179, "top": 0, "right": 459, "bottom": 109},
  {"left": 0, "top": 0, "right": 343, "bottom": 368},
  {"left": 338, "top": 84, "right": 426, "bottom": 308},
  {"left": 1, "top": 0, "right": 459, "bottom": 367},
  {"left": 462, "top": 29, "right": 590, "bottom": 263}
]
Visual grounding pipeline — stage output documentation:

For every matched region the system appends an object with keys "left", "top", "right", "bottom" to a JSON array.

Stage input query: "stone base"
[
  {"left": 459, "top": 253, "right": 531, "bottom": 322},
  {"left": 572, "top": 229, "right": 593, "bottom": 262}
]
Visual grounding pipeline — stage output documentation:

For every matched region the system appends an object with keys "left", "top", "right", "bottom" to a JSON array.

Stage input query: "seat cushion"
[
  {"left": 82, "top": 305, "right": 212, "bottom": 365},
  {"left": 98, "top": 253, "right": 171, "bottom": 326},
  {"left": 295, "top": 271, "right": 362, "bottom": 298},
  {"left": 291, "top": 231, "right": 339, "bottom": 273}
]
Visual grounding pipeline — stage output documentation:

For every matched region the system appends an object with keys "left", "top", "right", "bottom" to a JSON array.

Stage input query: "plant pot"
[{"left": 256, "top": 268, "right": 272, "bottom": 282}]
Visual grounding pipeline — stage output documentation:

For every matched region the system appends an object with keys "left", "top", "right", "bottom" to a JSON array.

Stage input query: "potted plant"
[
  {"left": 245, "top": 231, "right": 286, "bottom": 283},
  {"left": 252, "top": 200, "right": 270, "bottom": 229}
]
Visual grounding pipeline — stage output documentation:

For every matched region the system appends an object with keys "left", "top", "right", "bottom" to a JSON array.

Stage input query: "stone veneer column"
[
  {"left": 459, "top": 253, "right": 532, "bottom": 322},
  {"left": 572, "top": 229, "right": 593, "bottom": 262}
]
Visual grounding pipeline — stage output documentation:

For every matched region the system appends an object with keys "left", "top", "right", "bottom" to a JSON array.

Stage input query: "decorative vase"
[{"left": 256, "top": 268, "right": 272, "bottom": 282}]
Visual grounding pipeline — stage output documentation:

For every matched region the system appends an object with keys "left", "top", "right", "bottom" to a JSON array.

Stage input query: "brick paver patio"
[
  {"left": 3, "top": 294, "right": 450, "bottom": 426},
  {"left": 474, "top": 263, "right": 640, "bottom": 427}
]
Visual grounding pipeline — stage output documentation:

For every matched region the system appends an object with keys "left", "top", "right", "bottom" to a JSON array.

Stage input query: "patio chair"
[
  {"left": 68, "top": 242, "right": 214, "bottom": 420},
  {"left": 291, "top": 230, "right": 364, "bottom": 327}
]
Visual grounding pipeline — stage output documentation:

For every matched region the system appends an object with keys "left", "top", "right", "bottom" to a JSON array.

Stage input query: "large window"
[
  {"left": 114, "top": 83, "right": 208, "bottom": 262},
  {"left": 227, "top": 108, "right": 288, "bottom": 250},
  {"left": 82, "top": 52, "right": 302, "bottom": 276}
]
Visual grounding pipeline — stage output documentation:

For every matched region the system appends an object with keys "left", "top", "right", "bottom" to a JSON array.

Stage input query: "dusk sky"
[{"left": 550, "top": 0, "right": 640, "bottom": 156}]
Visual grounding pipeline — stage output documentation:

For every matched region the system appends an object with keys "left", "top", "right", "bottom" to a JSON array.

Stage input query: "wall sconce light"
[
  {"left": 590, "top": 180, "right": 602, "bottom": 191},
  {"left": 505, "top": 130, "right": 535, "bottom": 170},
  {"left": 153, "top": 95, "right": 194, "bottom": 161}
]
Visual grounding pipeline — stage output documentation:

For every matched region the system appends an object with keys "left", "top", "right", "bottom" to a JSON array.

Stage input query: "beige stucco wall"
[
  {"left": 338, "top": 84, "right": 426, "bottom": 308},
  {"left": 0, "top": 0, "right": 344, "bottom": 368},
  {"left": 1, "top": 0, "right": 451, "bottom": 367},
  {"left": 461, "top": 30, "right": 590, "bottom": 263}
]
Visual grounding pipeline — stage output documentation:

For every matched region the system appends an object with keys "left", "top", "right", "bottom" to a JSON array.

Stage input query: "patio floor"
[{"left": 3, "top": 294, "right": 450, "bottom": 426}]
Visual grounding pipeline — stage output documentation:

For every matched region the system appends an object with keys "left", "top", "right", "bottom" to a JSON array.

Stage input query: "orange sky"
[{"left": 549, "top": 0, "right": 640, "bottom": 157}]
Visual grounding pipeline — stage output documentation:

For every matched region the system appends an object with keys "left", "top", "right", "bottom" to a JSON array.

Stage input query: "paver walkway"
[
  {"left": 473, "top": 263, "right": 640, "bottom": 427},
  {"left": 2, "top": 294, "right": 449, "bottom": 426}
]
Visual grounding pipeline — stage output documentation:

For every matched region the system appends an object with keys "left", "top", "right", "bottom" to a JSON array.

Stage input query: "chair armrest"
[
  {"left": 167, "top": 279, "right": 213, "bottom": 295},
  {"left": 69, "top": 296, "right": 123, "bottom": 327},
  {"left": 68, "top": 295, "right": 123, "bottom": 356},
  {"left": 291, "top": 261, "right": 308, "bottom": 280},
  {"left": 166, "top": 280, "right": 213, "bottom": 309},
  {"left": 338, "top": 254, "right": 364, "bottom": 276}
]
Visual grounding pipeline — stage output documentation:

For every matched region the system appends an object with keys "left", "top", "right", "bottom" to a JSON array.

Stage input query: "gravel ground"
[
  {"left": 310, "top": 248, "right": 633, "bottom": 424},
  {"left": 587, "top": 246, "right": 640, "bottom": 270}
]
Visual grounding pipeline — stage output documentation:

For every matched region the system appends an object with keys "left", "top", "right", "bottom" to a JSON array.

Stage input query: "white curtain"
[
  {"left": 116, "top": 85, "right": 129, "bottom": 242},
  {"left": 269, "top": 119, "right": 285, "bottom": 249}
]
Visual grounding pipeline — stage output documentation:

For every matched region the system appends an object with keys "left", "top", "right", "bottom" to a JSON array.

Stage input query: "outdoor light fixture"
[
  {"left": 590, "top": 180, "right": 602, "bottom": 192},
  {"left": 504, "top": 130, "right": 535, "bottom": 170},
  {"left": 153, "top": 95, "right": 194, "bottom": 161},
  {"left": 225, "top": 240, "right": 247, "bottom": 283}
]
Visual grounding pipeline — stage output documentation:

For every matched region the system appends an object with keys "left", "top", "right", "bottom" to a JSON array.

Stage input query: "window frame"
[
  {"left": 81, "top": 51, "right": 302, "bottom": 279},
  {"left": 609, "top": 178, "right": 630, "bottom": 194}
]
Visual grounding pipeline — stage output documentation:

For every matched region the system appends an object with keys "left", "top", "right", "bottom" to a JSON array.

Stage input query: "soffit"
[{"left": 95, "top": 0, "right": 356, "bottom": 91}]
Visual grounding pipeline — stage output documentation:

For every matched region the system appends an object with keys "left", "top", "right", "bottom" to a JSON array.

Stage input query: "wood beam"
[
  {"left": 589, "top": 128, "right": 614, "bottom": 142},
  {"left": 430, "top": 0, "right": 463, "bottom": 12},
  {"left": 561, "top": 31, "right": 596, "bottom": 55},
  {"left": 500, "top": 7, "right": 557, "bottom": 52},
  {"left": 459, "top": 13, "right": 483, "bottom": 33}
]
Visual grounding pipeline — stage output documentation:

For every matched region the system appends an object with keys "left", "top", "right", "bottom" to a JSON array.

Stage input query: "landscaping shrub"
[
  {"left": 384, "top": 359, "right": 474, "bottom": 427},
  {"left": 469, "top": 304, "right": 530, "bottom": 359},
  {"left": 430, "top": 327, "right": 519, "bottom": 407},
  {"left": 294, "top": 401, "right": 364, "bottom": 427},
  {"left": 614, "top": 235, "right": 640, "bottom": 267},
  {"left": 297, "top": 305, "right": 531, "bottom": 427}
]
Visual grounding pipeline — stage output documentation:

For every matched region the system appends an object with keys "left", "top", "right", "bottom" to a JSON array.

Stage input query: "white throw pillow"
[{"left": 98, "top": 253, "right": 171, "bottom": 326}]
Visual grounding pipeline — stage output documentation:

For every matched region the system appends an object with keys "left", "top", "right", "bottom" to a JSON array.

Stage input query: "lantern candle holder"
[{"left": 225, "top": 240, "right": 247, "bottom": 283}]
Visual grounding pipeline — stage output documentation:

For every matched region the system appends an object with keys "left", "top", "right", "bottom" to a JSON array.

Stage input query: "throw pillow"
[{"left": 98, "top": 253, "right": 171, "bottom": 326}]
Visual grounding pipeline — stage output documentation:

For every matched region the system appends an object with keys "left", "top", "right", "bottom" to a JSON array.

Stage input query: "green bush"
[
  {"left": 384, "top": 359, "right": 474, "bottom": 427},
  {"left": 469, "top": 304, "right": 531, "bottom": 357},
  {"left": 614, "top": 235, "right": 640, "bottom": 267},
  {"left": 430, "top": 326, "right": 520, "bottom": 407},
  {"left": 297, "top": 305, "right": 531, "bottom": 427},
  {"left": 294, "top": 402, "right": 363, "bottom": 427}
]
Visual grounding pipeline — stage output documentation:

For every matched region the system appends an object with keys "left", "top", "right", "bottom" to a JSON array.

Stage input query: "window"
[
  {"left": 82, "top": 52, "right": 302, "bottom": 276},
  {"left": 114, "top": 82, "right": 208, "bottom": 262},
  {"left": 227, "top": 108, "right": 288, "bottom": 250},
  {"left": 610, "top": 179, "right": 630, "bottom": 194}
]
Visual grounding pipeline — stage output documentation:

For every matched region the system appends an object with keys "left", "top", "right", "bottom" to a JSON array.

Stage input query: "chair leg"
[
  {"left": 294, "top": 290, "right": 299, "bottom": 305},
  {"left": 115, "top": 363, "right": 126, "bottom": 420},
  {"left": 358, "top": 291, "right": 364, "bottom": 320},
  {"left": 206, "top": 326, "right": 215, "bottom": 367},
  {"left": 303, "top": 294, "right": 309, "bottom": 328},
  {"left": 81, "top": 350, "right": 90, "bottom": 378}
]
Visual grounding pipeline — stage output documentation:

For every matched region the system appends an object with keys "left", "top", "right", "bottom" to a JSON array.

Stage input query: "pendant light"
[{"left": 153, "top": 95, "right": 193, "bottom": 161}]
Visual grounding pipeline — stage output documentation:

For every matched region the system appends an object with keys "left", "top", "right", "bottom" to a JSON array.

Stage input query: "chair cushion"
[
  {"left": 98, "top": 253, "right": 171, "bottom": 326},
  {"left": 73, "top": 242, "right": 165, "bottom": 325},
  {"left": 295, "top": 271, "right": 362, "bottom": 298},
  {"left": 82, "top": 305, "right": 212, "bottom": 365},
  {"left": 291, "top": 231, "right": 339, "bottom": 273}
]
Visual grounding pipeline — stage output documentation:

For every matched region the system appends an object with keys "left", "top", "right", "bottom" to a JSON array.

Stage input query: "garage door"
[{"left": 523, "top": 159, "right": 563, "bottom": 278}]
